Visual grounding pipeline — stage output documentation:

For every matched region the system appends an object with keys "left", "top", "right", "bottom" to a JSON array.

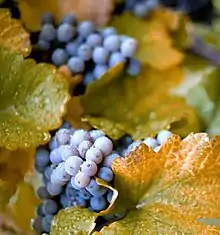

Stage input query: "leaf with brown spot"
[
  {"left": 19, "top": 0, "right": 114, "bottom": 32},
  {"left": 0, "top": 9, "right": 31, "bottom": 57},
  {"left": 80, "top": 64, "right": 200, "bottom": 140}
]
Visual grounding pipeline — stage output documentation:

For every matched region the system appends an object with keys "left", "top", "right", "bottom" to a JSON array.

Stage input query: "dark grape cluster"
[
  {"left": 37, "top": 13, "right": 141, "bottom": 86},
  {"left": 32, "top": 123, "right": 121, "bottom": 234}
]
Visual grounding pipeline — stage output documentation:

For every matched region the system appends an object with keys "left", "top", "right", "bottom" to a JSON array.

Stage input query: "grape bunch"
[
  {"left": 37, "top": 13, "right": 140, "bottom": 86},
  {"left": 124, "top": 0, "right": 160, "bottom": 18},
  {"left": 117, "top": 129, "right": 173, "bottom": 156},
  {"left": 32, "top": 124, "right": 121, "bottom": 234}
]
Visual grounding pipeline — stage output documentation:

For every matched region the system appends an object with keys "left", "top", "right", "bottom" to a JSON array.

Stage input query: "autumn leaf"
[
  {"left": 19, "top": 0, "right": 114, "bottom": 32},
  {"left": 0, "top": 9, "right": 31, "bottom": 57},
  {"left": 6, "top": 181, "right": 40, "bottom": 233},
  {"left": 110, "top": 11, "right": 185, "bottom": 70},
  {"left": 79, "top": 63, "right": 200, "bottom": 140},
  {"left": 98, "top": 133, "right": 220, "bottom": 234},
  {"left": 0, "top": 148, "right": 34, "bottom": 211},
  {"left": 0, "top": 46, "right": 70, "bottom": 150}
]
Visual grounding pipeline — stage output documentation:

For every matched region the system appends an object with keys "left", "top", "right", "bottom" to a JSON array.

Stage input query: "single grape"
[
  {"left": 49, "top": 137, "right": 58, "bottom": 151},
  {"left": 92, "top": 47, "right": 109, "bottom": 64},
  {"left": 85, "top": 147, "right": 103, "bottom": 164},
  {"left": 35, "top": 148, "right": 50, "bottom": 167},
  {"left": 109, "top": 52, "right": 125, "bottom": 67},
  {"left": 80, "top": 160, "right": 98, "bottom": 176},
  {"left": 77, "top": 44, "right": 92, "bottom": 61},
  {"left": 103, "top": 35, "right": 121, "bottom": 52},
  {"left": 86, "top": 33, "right": 103, "bottom": 48},
  {"left": 34, "top": 164, "right": 46, "bottom": 173},
  {"left": 61, "top": 121, "right": 71, "bottom": 129},
  {"left": 83, "top": 72, "right": 95, "bottom": 85},
  {"left": 55, "top": 129, "right": 72, "bottom": 145},
  {"left": 61, "top": 14, "right": 76, "bottom": 24},
  {"left": 98, "top": 167, "right": 113, "bottom": 182},
  {"left": 77, "top": 189, "right": 92, "bottom": 200},
  {"left": 57, "top": 23, "right": 76, "bottom": 42},
  {"left": 49, "top": 148, "right": 63, "bottom": 166},
  {"left": 126, "top": 58, "right": 141, "bottom": 76},
  {"left": 42, "top": 215, "right": 53, "bottom": 233},
  {"left": 38, "top": 39, "right": 50, "bottom": 51},
  {"left": 120, "top": 38, "right": 138, "bottom": 57},
  {"left": 74, "top": 172, "right": 91, "bottom": 188},
  {"left": 44, "top": 166, "right": 54, "bottom": 180},
  {"left": 102, "top": 152, "right": 120, "bottom": 168},
  {"left": 75, "top": 196, "right": 87, "bottom": 207},
  {"left": 93, "top": 65, "right": 108, "bottom": 79},
  {"left": 86, "top": 179, "right": 100, "bottom": 193},
  {"left": 157, "top": 130, "right": 172, "bottom": 145},
  {"left": 143, "top": 137, "right": 158, "bottom": 149},
  {"left": 89, "top": 130, "right": 105, "bottom": 142},
  {"left": 90, "top": 196, "right": 108, "bottom": 211},
  {"left": 32, "top": 217, "right": 43, "bottom": 234},
  {"left": 101, "top": 27, "right": 117, "bottom": 38},
  {"left": 70, "top": 130, "right": 91, "bottom": 146},
  {"left": 78, "top": 21, "right": 95, "bottom": 38},
  {"left": 71, "top": 176, "right": 83, "bottom": 190},
  {"left": 94, "top": 136, "right": 113, "bottom": 156},
  {"left": 67, "top": 57, "right": 85, "bottom": 73},
  {"left": 66, "top": 41, "right": 80, "bottom": 56},
  {"left": 65, "top": 183, "right": 77, "bottom": 198},
  {"left": 51, "top": 48, "right": 68, "bottom": 66},
  {"left": 37, "top": 186, "right": 51, "bottom": 200},
  {"left": 39, "top": 24, "right": 56, "bottom": 41},
  {"left": 58, "top": 145, "right": 79, "bottom": 161},
  {"left": 64, "top": 155, "right": 83, "bottom": 176},
  {"left": 35, "top": 205, "right": 44, "bottom": 217},
  {"left": 133, "top": 2, "right": 149, "bottom": 17},
  {"left": 154, "top": 146, "right": 161, "bottom": 152},
  {"left": 78, "top": 140, "right": 93, "bottom": 158},
  {"left": 89, "top": 186, "right": 107, "bottom": 197},
  {"left": 120, "top": 35, "right": 131, "bottom": 43},
  {"left": 54, "top": 162, "right": 71, "bottom": 183},
  {"left": 41, "top": 12, "right": 54, "bottom": 24},
  {"left": 46, "top": 182, "right": 62, "bottom": 196},
  {"left": 107, "top": 190, "right": 113, "bottom": 203},
  {"left": 60, "top": 193, "right": 70, "bottom": 208},
  {"left": 42, "top": 199, "right": 59, "bottom": 215},
  {"left": 121, "top": 135, "right": 133, "bottom": 147}
]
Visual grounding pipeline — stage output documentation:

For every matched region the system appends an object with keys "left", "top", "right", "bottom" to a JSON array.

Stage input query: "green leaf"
[
  {"left": 0, "top": 9, "right": 31, "bottom": 57},
  {"left": 80, "top": 63, "right": 200, "bottom": 140},
  {"left": 172, "top": 55, "right": 220, "bottom": 135},
  {"left": 110, "top": 11, "right": 184, "bottom": 70},
  {"left": 0, "top": 47, "right": 70, "bottom": 150},
  {"left": 50, "top": 207, "right": 98, "bottom": 235}
]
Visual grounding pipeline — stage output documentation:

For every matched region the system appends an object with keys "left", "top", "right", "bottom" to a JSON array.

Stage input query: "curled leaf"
[
  {"left": 0, "top": 9, "right": 31, "bottom": 57},
  {"left": 50, "top": 207, "right": 98, "bottom": 235},
  {"left": 19, "top": 0, "right": 114, "bottom": 32},
  {"left": 80, "top": 64, "right": 200, "bottom": 140},
  {"left": 0, "top": 47, "right": 70, "bottom": 150}
]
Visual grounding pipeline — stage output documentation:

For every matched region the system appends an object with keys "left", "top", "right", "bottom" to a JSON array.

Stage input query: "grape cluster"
[
  {"left": 37, "top": 13, "right": 140, "bottom": 86},
  {"left": 117, "top": 130, "right": 173, "bottom": 156},
  {"left": 124, "top": 0, "right": 159, "bottom": 18},
  {"left": 32, "top": 124, "right": 121, "bottom": 234}
]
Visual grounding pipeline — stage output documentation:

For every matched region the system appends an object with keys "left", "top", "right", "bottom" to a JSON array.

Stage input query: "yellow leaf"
[
  {"left": 7, "top": 181, "right": 40, "bottom": 233},
  {"left": 80, "top": 64, "right": 200, "bottom": 140},
  {"left": 0, "top": 148, "right": 34, "bottom": 211},
  {"left": 0, "top": 9, "right": 31, "bottom": 57},
  {"left": 111, "top": 11, "right": 184, "bottom": 70},
  {"left": 105, "top": 133, "right": 220, "bottom": 234},
  {"left": 19, "top": 0, "right": 114, "bottom": 32}
]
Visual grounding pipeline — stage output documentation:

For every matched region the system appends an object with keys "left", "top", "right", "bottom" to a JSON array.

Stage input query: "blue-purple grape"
[
  {"left": 80, "top": 160, "right": 98, "bottom": 176},
  {"left": 41, "top": 199, "right": 59, "bottom": 215},
  {"left": 51, "top": 48, "right": 69, "bottom": 66},
  {"left": 85, "top": 147, "right": 103, "bottom": 164},
  {"left": 126, "top": 58, "right": 141, "bottom": 76},
  {"left": 90, "top": 196, "right": 108, "bottom": 211},
  {"left": 93, "top": 136, "right": 113, "bottom": 156},
  {"left": 101, "top": 27, "right": 117, "bottom": 38},
  {"left": 64, "top": 155, "right": 83, "bottom": 176},
  {"left": 86, "top": 33, "right": 103, "bottom": 48},
  {"left": 103, "top": 35, "right": 121, "bottom": 52},
  {"left": 77, "top": 21, "right": 95, "bottom": 38},
  {"left": 109, "top": 52, "right": 125, "bottom": 67},
  {"left": 67, "top": 57, "right": 85, "bottom": 73},
  {"left": 35, "top": 148, "right": 50, "bottom": 167},
  {"left": 77, "top": 44, "right": 92, "bottom": 61},
  {"left": 98, "top": 167, "right": 114, "bottom": 182},
  {"left": 120, "top": 38, "right": 138, "bottom": 57},
  {"left": 39, "top": 24, "right": 56, "bottom": 41},
  {"left": 57, "top": 23, "right": 76, "bottom": 42},
  {"left": 73, "top": 172, "right": 91, "bottom": 188},
  {"left": 92, "top": 47, "right": 109, "bottom": 64},
  {"left": 93, "top": 65, "right": 108, "bottom": 79}
]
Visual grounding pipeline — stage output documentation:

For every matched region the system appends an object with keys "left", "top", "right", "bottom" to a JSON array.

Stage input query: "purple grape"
[{"left": 98, "top": 167, "right": 114, "bottom": 182}]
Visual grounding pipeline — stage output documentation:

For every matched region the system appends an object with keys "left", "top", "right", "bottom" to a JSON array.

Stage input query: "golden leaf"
[
  {"left": 0, "top": 148, "right": 34, "bottom": 211},
  {"left": 80, "top": 64, "right": 200, "bottom": 140},
  {"left": 0, "top": 9, "right": 31, "bottom": 57},
  {"left": 103, "top": 134, "right": 220, "bottom": 234},
  {"left": 111, "top": 11, "right": 185, "bottom": 70},
  {"left": 19, "top": 0, "right": 114, "bottom": 32}
]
